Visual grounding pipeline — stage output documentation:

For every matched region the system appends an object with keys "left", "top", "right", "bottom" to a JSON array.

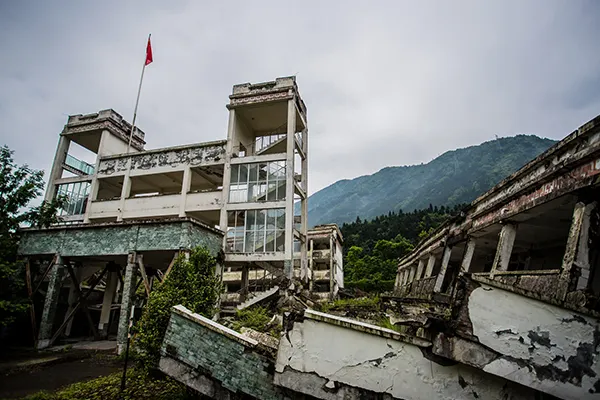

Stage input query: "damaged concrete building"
[
  {"left": 18, "top": 77, "right": 343, "bottom": 352},
  {"left": 392, "top": 114, "right": 600, "bottom": 399},
  {"left": 157, "top": 116, "right": 599, "bottom": 400}
]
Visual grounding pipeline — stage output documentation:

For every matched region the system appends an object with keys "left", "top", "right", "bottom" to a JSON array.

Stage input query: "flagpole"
[{"left": 127, "top": 34, "right": 151, "bottom": 154}]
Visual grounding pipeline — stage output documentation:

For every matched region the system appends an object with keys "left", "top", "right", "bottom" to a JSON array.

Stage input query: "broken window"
[
  {"left": 56, "top": 181, "right": 90, "bottom": 216},
  {"left": 226, "top": 209, "right": 285, "bottom": 253},
  {"left": 229, "top": 161, "right": 286, "bottom": 203}
]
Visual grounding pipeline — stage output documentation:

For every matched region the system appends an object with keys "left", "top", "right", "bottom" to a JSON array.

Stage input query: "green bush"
[
  {"left": 22, "top": 369, "right": 192, "bottom": 400},
  {"left": 232, "top": 306, "right": 271, "bottom": 333},
  {"left": 320, "top": 296, "right": 380, "bottom": 312},
  {"left": 133, "top": 247, "right": 222, "bottom": 367}
]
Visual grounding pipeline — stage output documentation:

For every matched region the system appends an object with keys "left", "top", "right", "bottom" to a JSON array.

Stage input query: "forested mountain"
[{"left": 308, "top": 135, "right": 557, "bottom": 226}]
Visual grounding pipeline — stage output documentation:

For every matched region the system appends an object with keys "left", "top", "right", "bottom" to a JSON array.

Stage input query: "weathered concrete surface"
[
  {"left": 468, "top": 284, "right": 600, "bottom": 399},
  {"left": 160, "top": 305, "right": 285, "bottom": 400},
  {"left": 37, "top": 262, "right": 65, "bottom": 349},
  {"left": 275, "top": 310, "right": 536, "bottom": 400},
  {"left": 18, "top": 218, "right": 222, "bottom": 257},
  {"left": 97, "top": 140, "right": 226, "bottom": 176}
]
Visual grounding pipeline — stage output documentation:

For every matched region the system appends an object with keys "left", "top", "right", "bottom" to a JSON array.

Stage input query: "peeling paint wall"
[
  {"left": 275, "top": 313, "right": 537, "bottom": 400},
  {"left": 468, "top": 284, "right": 600, "bottom": 399}
]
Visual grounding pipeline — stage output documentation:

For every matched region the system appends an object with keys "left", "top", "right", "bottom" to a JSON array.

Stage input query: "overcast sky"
[{"left": 1, "top": 1, "right": 600, "bottom": 195}]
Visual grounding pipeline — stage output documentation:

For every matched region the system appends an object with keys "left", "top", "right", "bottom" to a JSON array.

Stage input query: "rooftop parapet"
[
  {"left": 62, "top": 109, "right": 146, "bottom": 152},
  {"left": 228, "top": 76, "right": 307, "bottom": 116}
]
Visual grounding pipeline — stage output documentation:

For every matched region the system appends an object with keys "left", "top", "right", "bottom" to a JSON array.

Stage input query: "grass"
[
  {"left": 319, "top": 296, "right": 380, "bottom": 312},
  {"left": 21, "top": 368, "right": 194, "bottom": 400}
]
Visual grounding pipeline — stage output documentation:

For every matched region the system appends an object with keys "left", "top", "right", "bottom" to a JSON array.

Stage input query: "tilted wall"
[
  {"left": 465, "top": 283, "right": 600, "bottom": 400},
  {"left": 275, "top": 311, "right": 538, "bottom": 400},
  {"left": 160, "top": 305, "right": 285, "bottom": 400}
]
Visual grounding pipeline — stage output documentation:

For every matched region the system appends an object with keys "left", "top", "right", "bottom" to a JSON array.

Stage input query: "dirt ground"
[{"left": 0, "top": 351, "right": 123, "bottom": 399}]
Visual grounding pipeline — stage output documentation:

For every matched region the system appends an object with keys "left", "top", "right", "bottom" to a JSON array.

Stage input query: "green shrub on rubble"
[
  {"left": 23, "top": 369, "right": 192, "bottom": 400},
  {"left": 133, "top": 247, "right": 222, "bottom": 367},
  {"left": 233, "top": 306, "right": 272, "bottom": 333}
]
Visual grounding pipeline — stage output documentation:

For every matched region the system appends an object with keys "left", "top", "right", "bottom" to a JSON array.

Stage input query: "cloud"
[{"left": 1, "top": 0, "right": 599, "bottom": 195}]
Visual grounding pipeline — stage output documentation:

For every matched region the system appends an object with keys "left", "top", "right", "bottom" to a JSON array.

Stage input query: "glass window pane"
[
  {"left": 239, "top": 164, "right": 248, "bottom": 184},
  {"left": 230, "top": 164, "right": 239, "bottom": 184},
  {"left": 245, "top": 210, "right": 256, "bottom": 231},
  {"left": 276, "top": 181, "right": 286, "bottom": 201},
  {"left": 256, "top": 210, "right": 266, "bottom": 231},
  {"left": 267, "top": 183, "right": 277, "bottom": 201},
  {"left": 245, "top": 230, "right": 255, "bottom": 253},
  {"left": 248, "top": 163, "right": 258, "bottom": 182},
  {"left": 265, "top": 230, "right": 275, "bottom": 252},
  {"left": 258, "top": 163, "right": 268, "bottom": 183},
  {"left": 276, "top": 231, "right": 285, "bottom": 252},
  {"left": 266, "top": 210, "right": 276, "bottom": 229},
  {"left": 276, "top": 210, "right": 285, "bottom": 229}
]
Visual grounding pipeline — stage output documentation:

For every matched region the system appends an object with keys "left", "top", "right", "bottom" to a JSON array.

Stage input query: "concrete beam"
[{"left": 424, "top": 254, "right": 436, "bottom": 278}]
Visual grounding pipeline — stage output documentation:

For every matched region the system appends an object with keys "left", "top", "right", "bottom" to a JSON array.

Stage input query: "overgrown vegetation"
[
  {"left": 320, "top": 296, "right": 380, "bottom": 313},
  {"left": 133, "top": 247, "right": 222, "bottom": 367},
  {"left": 232, "top": 306, "right": 271, "bottom": 333},
  {"left": 340, "top": 204, "right": 465, "bottom": 292},
  {"left": 0, "top": 145, "right": 64, "bottom": 328},
  {"left": 22, "top": 368, "right": 194, "bottom": 400}
]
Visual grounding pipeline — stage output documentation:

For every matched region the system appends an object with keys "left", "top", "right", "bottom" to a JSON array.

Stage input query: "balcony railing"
[{"left": 64, "top": 154, "right": 95, "bottom": 176}]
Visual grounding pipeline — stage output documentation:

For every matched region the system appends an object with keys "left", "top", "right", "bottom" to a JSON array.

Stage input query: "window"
[
  {"left": 229, "top": 161, "right": 286, "bottom": 203},
  {"left": 56, "top": 181, "right": 91, "bottom": 216},
  {"left": 227, "top": 209, "right": 285, "bottom": 253}
]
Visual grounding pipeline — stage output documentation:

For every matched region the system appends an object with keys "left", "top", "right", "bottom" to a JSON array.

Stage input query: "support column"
[
  {"left": 63, "top": 266, "right": 81, "bottom": 337},
  {"left": 461, "top": 238, "right": 476, "bottom": 273},
  {"left": 415, "top": 259, "right": 425, "bottom": 281},
  {"left": 98, "top": 268, "right": 118, "bottom": 338},
  {"left": 308, "top": 239, "right": 314, "bottom": 292},
  {"left": 117, "top": 253, "right": 137, "bottom": 355},
  {"left": 240, "top": 266, "right": 250, "bottom": 302},
  {"left": 38, "top": 256, "right": 66, "bottom": 349},
  {"left": 425, "top": 254, "right": 436, "bottom": 278},
  {"left": 179, "top": 167, "right": 192, "bottom": 217},
  {"left": 434, "top": 246, "right": 453, "bottom": 292},
  {"left": 284, "top": 99, "right": 296, "bottom": 280},
  {"left": 401, "top": 269, "right": 408, "bottom": 286},
  {"left": 576, "top": 202, "right": 598, "bottom": 290},
  {"left": 408, "top": 265, "right": 416, "bottom": 283},
  {"left": 491, "top": 223, "right": 517, "bottom": 276},
  {"left": 44, "top": 136, "right": 70, "bottom": 202},
  {"left": 300, "top": 127, "right": 309, "bottom": 288},
  {"left": 117, "top": 164, "right": 132, "bottom": 222}
]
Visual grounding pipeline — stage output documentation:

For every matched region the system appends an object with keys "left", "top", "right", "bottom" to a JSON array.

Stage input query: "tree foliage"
[
  {"left": 340, "top": 204, "right": 465, "bottom": 291},
  {"left": 134, "top": 247, "right": 222, "bottom": 367},
  {"left": 0, "top": 145, "right": 64, "bottom": 327}
]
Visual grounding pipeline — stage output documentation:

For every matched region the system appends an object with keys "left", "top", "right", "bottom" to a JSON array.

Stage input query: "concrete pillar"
[
  {"left": 98, "top": 269, "right": 118, "bottom": 337},
  {"left": 491, "top": 223, "right": 517, "bottom": 275},
  {"left": 117, "top": 253, "right": 137, "bottom": 355},
  {"left": 240, "top": 266, "right": 250, "bottom": 301},
  {"left": 37, "top": 256, "right": 66, "bottom": 349},
  {"left": 179, "top": 167, "right": 192, "bottom": 217},
  {"left": 424, "top": 254, "right": 436, "bottom": 278},
  {"left": 575, "top": 202, "right": 597, "bottom": 290},
  {"left": 117, "top": 165, "right": 132, "bottom": 222},
  {"left": 308, "top": 239, "right": 314, "bottom": 292},
  {"left": 415, "top": 259, "right": 425, "bottom": 281},
  {"left": 63, "top": 267, "right": 82, "bottom": 337},
  {"left": 401, "top": 269, "right": 408, "bottom": 285},
  {"left": 284, "top": 99, "right": 296, "bottom": 279},
  {"left": 394, "top": 269, "right": 401, "bottom": 291},
  {"left": 300, "top": 127, "right": 309, "bottom": 288},
  {"left": 434, "top": 246, "right": 453, "bottom": 292},
  {"left": 44, "top": 136, "right": 70, "bottom": 202},
  {"left": 461, "top": 238, "right": 476, "bottom": 272},
  {"left": 408, "top": 265, "right": 416, "bottom": 283},
  {"left": 219, "top": 109, "right": 236, "bottom": 250}
]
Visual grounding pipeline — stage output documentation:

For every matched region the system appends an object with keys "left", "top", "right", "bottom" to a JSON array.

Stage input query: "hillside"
[{"left": 308, "top": 135, "right": 557, "bottom": 226}]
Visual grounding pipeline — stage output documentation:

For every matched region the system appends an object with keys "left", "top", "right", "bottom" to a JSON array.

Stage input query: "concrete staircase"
[{"left": 236, "top": 286, "right": 280, "bottom": 310}]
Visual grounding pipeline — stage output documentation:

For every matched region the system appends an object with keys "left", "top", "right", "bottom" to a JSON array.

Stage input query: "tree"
[
  {"left": 0, "top": 145, "right": 64, "bottom": 327},
  {"left": 134, "top": 246, "right": 222, "bottom": 367}
]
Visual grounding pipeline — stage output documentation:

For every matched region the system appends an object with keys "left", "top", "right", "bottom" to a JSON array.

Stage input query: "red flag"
[{"left": 145, "top": 35, "right": 153, "bottom": 66}]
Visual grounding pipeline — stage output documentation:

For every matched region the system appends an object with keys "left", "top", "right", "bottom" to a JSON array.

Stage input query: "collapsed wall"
[{"left": 160, "top": 305, "right": 541, "bottom": 400}]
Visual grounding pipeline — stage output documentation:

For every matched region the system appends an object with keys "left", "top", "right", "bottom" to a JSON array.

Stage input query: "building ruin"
[{"left": 18, "top": 77, "right": 343, "bottom": 352}]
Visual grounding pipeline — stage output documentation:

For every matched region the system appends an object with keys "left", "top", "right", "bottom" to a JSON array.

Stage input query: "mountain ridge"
[{"left": 307, "top": 134, "right": 557, "bottom": 226}]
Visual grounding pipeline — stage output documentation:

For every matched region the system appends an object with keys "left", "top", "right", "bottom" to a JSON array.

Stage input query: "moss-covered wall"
[{"left": 19, "top": 219, "right": 223, "bottom": 257}]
